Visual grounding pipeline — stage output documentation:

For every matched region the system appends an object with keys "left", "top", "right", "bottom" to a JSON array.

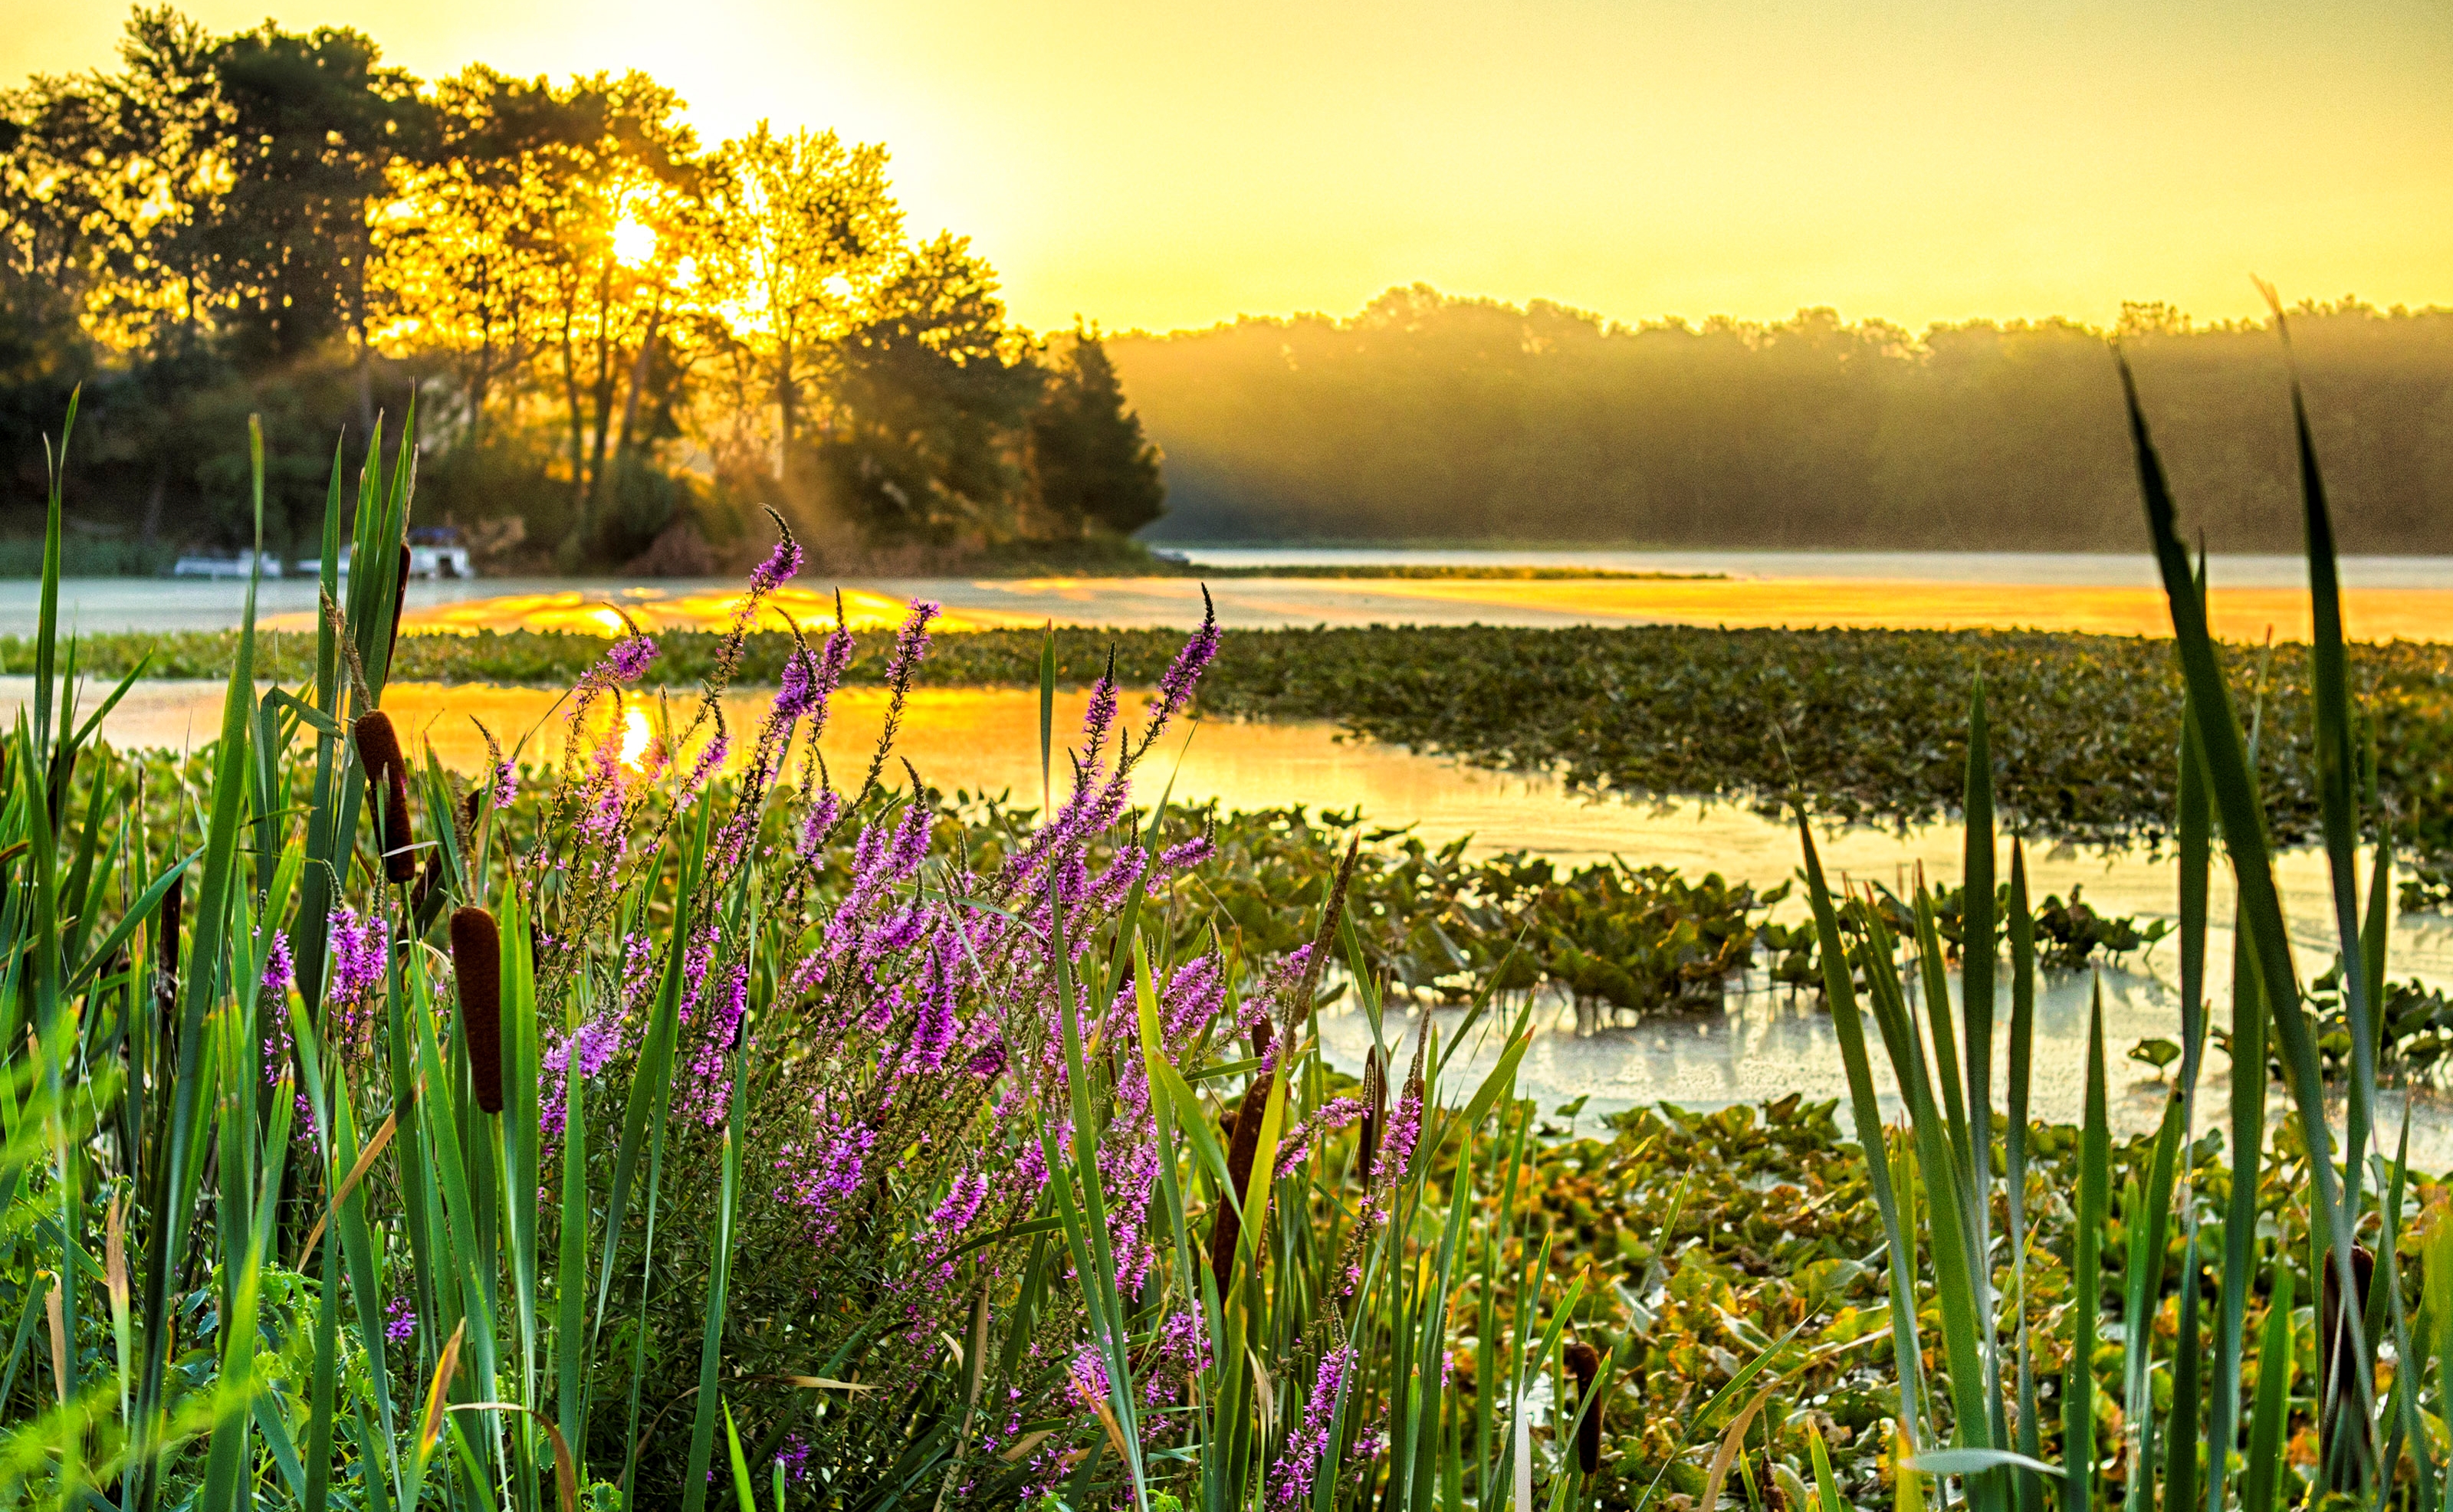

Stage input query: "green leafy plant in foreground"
[{"left": 3, "top": 313, "right": 2448, "bottom": 1512}]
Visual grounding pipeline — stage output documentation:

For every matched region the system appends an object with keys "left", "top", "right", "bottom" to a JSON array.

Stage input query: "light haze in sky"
[{"left": 8, "top": 1, "right": 2448, "bottom": 336}]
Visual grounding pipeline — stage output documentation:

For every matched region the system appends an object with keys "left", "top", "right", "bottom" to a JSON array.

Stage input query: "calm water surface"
[
  {"left": 15, "top": 674, "right": 2451, "bottom": 1155},
  {"left": 7, "top": 548, "right": 2449, "bottom": 639}
]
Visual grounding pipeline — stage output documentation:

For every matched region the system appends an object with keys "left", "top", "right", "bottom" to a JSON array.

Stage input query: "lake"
[
  {"left": 5, "top": 547, "right": 2449, "bottom": 640},
  {"left": 11, "top": 673, "right": 2450, "bottom": 1156}
]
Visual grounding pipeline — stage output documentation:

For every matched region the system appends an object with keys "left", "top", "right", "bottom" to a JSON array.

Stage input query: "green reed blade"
[
  {"left": 1798, "top": 815, "right": 1927, "bottom": 1435},
  {"left": 2277, "top": 326, "right": 2379, "bottom": 1218},
  {"left": 499, "top": 889, "right": 542, "bottom": 1412},
  {"left": 307, "top": 1176, "right": 343, "bottom": 1512},
  {"left": 2169, "top": 1223, "right": 2202, "bottom": 1512},
  {"left": 131, "top": 472, "right": 261, "bottom": 1503},
  {"left": 680, "top": 1035, "right": 747, "bottom": 1512},
  {"left": 1047, "top": 875, "right": 1149, "bottom": 1504},
  {"left": 2362, "top": 835, "right": 2391, "bottom": 1061},
  {"left": 2062, "top": 987, "right": 2108, "bottom": 1512},
  {"left": 2005, "top": 839, "right": 2040, "bottom": 1510},
  {"left": 2205, "top": 910, "right": 2264, "bottom": 1512},
  {"left": 1039, "top": 621, "right": 1056, "bottom": 816},
  {"left": 2120, "top": 1088, "right": 2184, "bottom": 1512},
  {"left": 2376, "top": 1110, "right": 2434, "bottom": 1507},
  {"left": 595, "top": 804, "right": 704, "bottom": 1348},
  {"left": 2121, "top": 355, "right": 2380, "bottom": 1480},
  {"left": 30, "top": 385, "right": 74, "bottom": 756},
  {"left": 1909, "top": 887, "right": 1972, "bottom": 1189},
  {"left": 557, "top": 1022, "right": 591, "bottom": 1481},
  {"left": 1962, "top": 677, "right": 1997, "bottom": 1238},
  {"left": 2240, "top": 1260, "right": 2296, "bottom": 1512}
]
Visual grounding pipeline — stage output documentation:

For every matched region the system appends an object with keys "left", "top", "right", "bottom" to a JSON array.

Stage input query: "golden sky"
[{"left": 11, "top": 2, "right": 2450, "bottom": 336}]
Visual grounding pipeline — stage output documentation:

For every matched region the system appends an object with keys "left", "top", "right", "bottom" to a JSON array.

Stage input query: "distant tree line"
[
  {"left": 0, "top": 8, "right": 1164, "bottom": 570},
  {"left": 1114, "top": 285, "right": 2453, "bottom": 552}
]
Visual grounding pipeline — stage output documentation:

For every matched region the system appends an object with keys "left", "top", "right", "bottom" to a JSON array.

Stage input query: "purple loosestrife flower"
[
  {"left": 679, "top": 961, "right": 750, "bottom": 1125},
  {"left": 261, "top": 930, "right": 294, "bottom": 997},
  {"left": 750, "top": 536, "right": 803, "bottom": 595},
  {"left": 328, "top": 907, "right": 383, "bottom": 999},
  {"left": 540, "top": 1012, "right": 627, "bottom": 1143},
  {"left": 797, "top": 790, "right": 842, "bottom": 861},
  {"left": 593, "top": 634, "right": 658, "bottom": 685},
  {"left": 383, "top": 1297, "right": 417, "bottom": 1345},
  {"left": 1152, "top": 588, "right": 1220, "bottom": 726},
  {"left": 1274, "top": 1343, "right": 1358, "bottom": 1505},
  {"left": 1275, "top": 1096, "right": 1368, "bottom": 1179},
  {"left": 492, "top": 758, "right": 517, "bottom": 808},
  {"left": 1158, "top": 835, "right": 1214, "bottom": 871},
  {"left": 899, "top": 944, "right": 961, "bottom": 1075},
  {"left": 685, "top": 731, "right": 729, "bottom": 792},
  {"left": 885, "top": 599, "right": 940, "bottom": 686},
  {"left": 777, "top": 1111, "right": 875, "bottom": 1243},
  {"left": 773, "top": 649, "right": 816, "bottom": 720}
]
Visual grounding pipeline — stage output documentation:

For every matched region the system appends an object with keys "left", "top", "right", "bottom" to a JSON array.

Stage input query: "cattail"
[
  {"left": 450, "top": 907, "right": 504, "bottom": 1115},
  {"left": 355, "top": 710, "right": 417, "bottom": 884},
  {"left": 1210, "top": 1068, "right": 1274, "bottom": 1294},
  {"left": 2320, "top": 1242, "right": 2377, "bottom": 1490},
  {"left": 1358, "top": 1045, "right": 1385, "bottom": 1182},
  {"left": 1565, "top": 1339, "right": 1604, "bottom": 1476},
  {"left": 156, "top": 871, "right": 184, "bottom": 1009},
  {"left": 1249, "top": 1016, "right": 1272, "bottom": 1062}
]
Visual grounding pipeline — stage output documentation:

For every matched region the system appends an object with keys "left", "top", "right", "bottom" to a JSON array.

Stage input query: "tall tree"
[
  {"left": 820, "top": 231, "right": 1041, "bottom": 546},
  {"left": 701, "top": 122, "right": 902, "bottom": 523},
  {"left": 1030, "top": 323, "right": 1164, "bottom": 536}
]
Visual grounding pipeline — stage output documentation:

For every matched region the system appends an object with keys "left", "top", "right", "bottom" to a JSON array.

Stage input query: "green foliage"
[{"left": 0, "top": 11, "right": 1167, "bottom": 569}]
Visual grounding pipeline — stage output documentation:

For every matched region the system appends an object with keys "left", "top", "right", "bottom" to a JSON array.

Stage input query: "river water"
[{"left": 11, "top": 674, "right": 2451, "bottom": 1157}]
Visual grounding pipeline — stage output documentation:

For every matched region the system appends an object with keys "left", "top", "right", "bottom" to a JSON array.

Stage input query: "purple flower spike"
[
  {"left": 603, "top": 634, "right": 658, "bottom": 684},
  {"left": 885, "top": 599, "right": 940, "bottom": 687},
  {"left": 752, "top": 536, "right": 803, "bottom": 595},
  {"left": 1154, "top": 588, "right": 1220, "bottom": 723}
]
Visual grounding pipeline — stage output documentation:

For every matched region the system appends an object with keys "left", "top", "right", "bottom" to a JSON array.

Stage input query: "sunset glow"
[{"left": 9, "top": 2, "right": 2445, "bottom": 336}]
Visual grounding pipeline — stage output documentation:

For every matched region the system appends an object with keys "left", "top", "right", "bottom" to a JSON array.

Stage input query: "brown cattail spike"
[
  {"left": 1210, "top": 1067, "right": 1274, "bottom": 1294},
  {"left": 156, "top": 871, "right": 184, "bottom": 1009},
  {"left": 2320, "top": 1243, "right": 2377, "bottom": 1491},
  {"left": 1565, "top": 1339, "right": 1604, "bottom": 1476},
  {"left": 449, "top": 907, "right": 504, "bottom": 1115},
  {"left": 355, "top": 710, "right": 417, "bottom": 884},
  {"left": 1358, "top": 1046, "right": 1385, "bottom": 1182},
  {"left": 1249, "top": 1016, "right": 1272, "bottom": 1063}
]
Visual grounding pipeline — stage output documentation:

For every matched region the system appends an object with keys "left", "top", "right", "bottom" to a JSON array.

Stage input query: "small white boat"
[{"left": 171, "top": 550, "right": 284, "bottom": 580}]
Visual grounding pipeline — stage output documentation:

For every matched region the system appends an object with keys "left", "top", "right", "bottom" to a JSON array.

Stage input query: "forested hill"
[{"left": 1110, "top": 286, "right": 2453, "bottom": 553}]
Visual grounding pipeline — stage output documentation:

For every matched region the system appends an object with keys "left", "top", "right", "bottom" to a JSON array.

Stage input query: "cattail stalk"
[
  {"left": 450, "top": 907, "right": 504, "bottom": 1114},
  {"left": 1358, "top": 1045, "right": 1385, "bottom": 1182},
  {"left": 1565, "top": 1339, "right": 1604, "bottom": 1475},
  {"left": 1210, "top": 1067, "right": 1274, "bottom": 1294},
  {"left": 155, "top": 871, "right": 183, "bottom": 1011},
  {"left": 355, "top": 710, "right": 416, "bottom": 883},
  {"left": 2319, "top": 1243, "right": 2376, "bottom": 1491}
]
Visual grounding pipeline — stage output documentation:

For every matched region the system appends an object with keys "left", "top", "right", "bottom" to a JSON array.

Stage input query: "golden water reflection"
[{"left": 251, "top": 576, "right": 2453, "bottom": 642}]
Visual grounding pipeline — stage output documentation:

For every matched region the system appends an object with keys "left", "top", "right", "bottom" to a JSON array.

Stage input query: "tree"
[
  {"left": 818, "top": 232, "right": 1042, "bottom": 547},
  {"left": 701, "top": 122, "right": 902, "bottom": 523},
  {"left": 1029, "top": 322, "right": 1164, "bottom": 536}
]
